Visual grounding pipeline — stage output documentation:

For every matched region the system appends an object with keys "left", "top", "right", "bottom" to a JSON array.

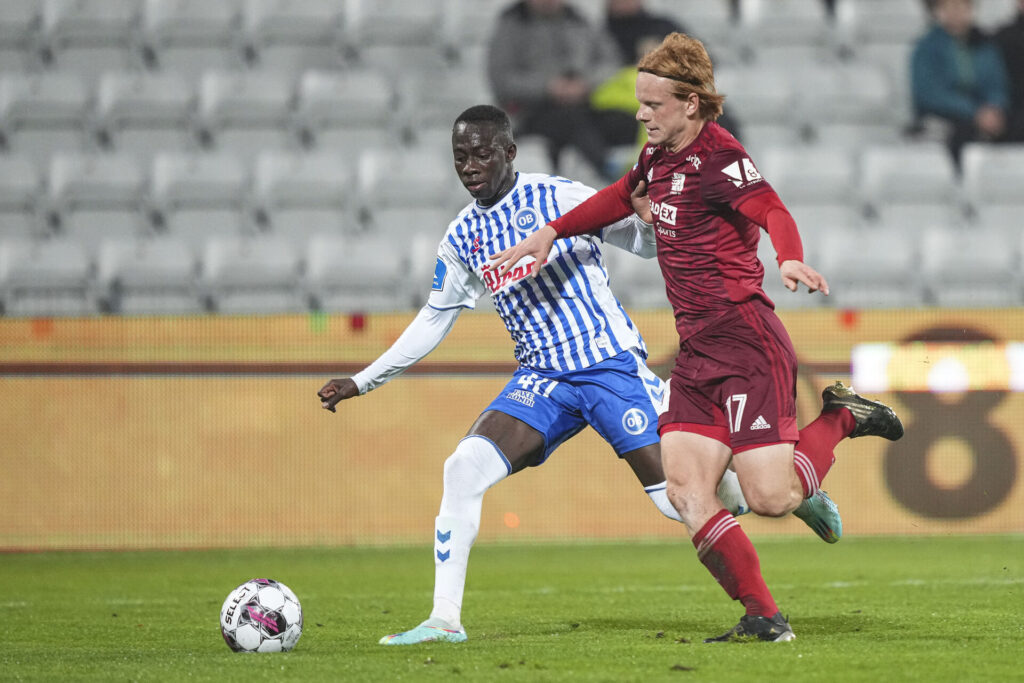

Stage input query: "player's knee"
[
  {"left": 744, "top": 487, "right": 800, "bottom": 518},
  {"left": 442, "top": 436, "right": 510, "bottom": 495}
]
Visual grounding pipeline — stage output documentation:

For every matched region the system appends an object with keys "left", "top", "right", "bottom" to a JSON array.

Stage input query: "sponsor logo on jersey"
[
  {"left": 649, "top": 200, "right": 678, "bottom": 225},
  {"left": 657, "top": 226, "right": 677, "bottom": 238},
  {"left": 721, "top": 158, "right": 764, "bottom": 188},
  {"left": 621, "top": 407, "right": 649, "bottom": 435},
  {"left": 506, "top": 389, "right": 536, "bottom": 407},
  {"left": 512, "top": 207, "right": 540, "bottom": 234},
  {"left": 671, "top": 172, "right": 685, "bottom": 194},
  {"left": 686, "top": 153, "right": 702, "bottom": 169},
  {"left": 750, "top": 415, "right": 772, "bottom": 430},
  {"left": 647, "top": 167, "right": 654, "bottom": 182},
  {"left": 481, "top": 257, "right": 549, "bottom": 294},
  {"left": 471, "top": 235, "right": 482, "bottom": 253},
  {"left": 432, "top": 258, "right": 447, "bottom": 291}
]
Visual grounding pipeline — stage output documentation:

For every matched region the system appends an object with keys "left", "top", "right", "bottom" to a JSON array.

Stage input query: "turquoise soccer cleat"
[
  {"left": 792, "top": 489, "right": 843, "bottom": 543},
  {"left": 378, "top": 618, "right": 468, "bottom": 645}
]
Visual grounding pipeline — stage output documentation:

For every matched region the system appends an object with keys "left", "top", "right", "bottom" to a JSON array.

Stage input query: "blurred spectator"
[
  {"left": 487, "top": 0, "right": 635, "bottom": 180},
  {"left": 910, "top": 0, "right": 1010, "bottom": 166},
  {"left": 592, "top": 0, "right": 742, "bottom": 149},
  {"left": 994, "top": 0, "right": 1024, "bottom": 141},
  {"left": 604, "top": 0, "right": 684, "bottom": 62}
]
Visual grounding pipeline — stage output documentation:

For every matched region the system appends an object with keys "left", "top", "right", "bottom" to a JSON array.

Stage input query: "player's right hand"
[
  {"left": 489, "top": 224, "right": 557, "bottom": 279},
  {"left": 317, "top": 378, "right": 359, "bottom": 413}
]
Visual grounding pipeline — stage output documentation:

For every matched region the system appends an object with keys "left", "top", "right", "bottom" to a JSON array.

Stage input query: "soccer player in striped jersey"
[
  {"left": 318, "top": 104, "right": 840, "bottom": 646},
  {"left": 490, "top": 35, "right": 905, "bottom": 643}
]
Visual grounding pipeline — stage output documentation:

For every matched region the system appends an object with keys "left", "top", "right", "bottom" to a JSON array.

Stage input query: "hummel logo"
[{"left": 750, "top": 415, "right": 772, "bottom": 430}]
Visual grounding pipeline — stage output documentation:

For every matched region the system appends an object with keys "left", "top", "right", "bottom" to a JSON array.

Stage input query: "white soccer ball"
[{"left": 219, "top": 578, "right": 303, "bottom": 653}]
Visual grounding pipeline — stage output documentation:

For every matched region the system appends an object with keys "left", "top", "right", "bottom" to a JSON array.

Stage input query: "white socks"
[
  {"left": 647, "top": 469, "right": 749, "bottom": 521},
  {"left": 716, "top": 468, "right": 749, "bottom": 516},
  {"left": 429, "top": 436, "right": 510, "bottom": 628}
]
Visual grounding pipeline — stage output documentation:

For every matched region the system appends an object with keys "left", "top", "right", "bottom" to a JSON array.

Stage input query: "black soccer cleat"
[
  {"left": 704, "top": 612, "right": 796, "bottom": 643},
  {"left": 822, "top": 381, "right": 904, "bottom": 441}
]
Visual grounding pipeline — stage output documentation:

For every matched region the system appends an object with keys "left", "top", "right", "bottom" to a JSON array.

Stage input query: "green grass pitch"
[{"left": 3, "top": 535, "right": 1022, "bottom": 682}]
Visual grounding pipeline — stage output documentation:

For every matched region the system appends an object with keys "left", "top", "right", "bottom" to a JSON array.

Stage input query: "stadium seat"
[
  {"left": 40, "top": 0, "right": 141, "bottom": 79},
  {"left": 921, "top": 224, "right": 1021, "bottom": 308},
  {"left": 365, "top": 206, "right": 454, "bottom": 245},
  {"left": 356, "top": 146, "right": 462, "bottom": 217},
  {"left": 201, "top": 234, "right": 307, "bottom": 313},
  {"left": 140, "top": 0, "right": 245, "bottom": 78},
  {"left": 343, "top": 0, "right": 444, "bottom": 55},
  {"left": 737, "top": 0, "right": 832, "bottom": 49},
  {"left": 440, "top": 0, "right": 509, "bottom": 61},
  {"left": 960, "top": 143, "right": 1024, "bottom": 213},
  {"left": 150, "top": 151, "right": 251, "bottom": 251},
  {"left": 511, "top": 136, "right": 557, "bottom": 176},
  {"left": 859, "top": 142, "right": 962, "bottom": 214},
  {"left": 0, "top": 72, "right": 92, "bottom": 166},
  {"left": 305, "top": 233, "right": 413, "bottom": 312},
  {"left": 403, "top": 62, "right": 493, "bottom": 133},
  {"left": 809, "top": 122, "right": 906, "bottom": 153},
  {"left": 0, "top": 155, "right": 45, "bottom": 239},
  {"left": 645, "top": 0, "right": 736, "bottom": 56},
  {"left": 196, "top": 69, "right": 298, "bottom": 162},
  {"left": 714, "top": 65, "right": 797, "bottom": 126},
  {"left": 241, "top": 0, "right": 346, "bottom": 73},
  {"left": 47, "top": 153, "right": 149, "bottom": 249},
  {"left": 294, "top": 68, "right": 401, "bottom": 152},
  {"left": 788, "top": 202, "right": 868, "bottom": 232},
  {"left": 0, "top": 237, "right": 98, "bottom": 316},
  {"left": 834, "top": 0, "right": 929, "bottom": 52},
  {"left": 95, "top": 70, "right": 198, "bottom": 158},
  {"left": 798, "top": 62, "right": 898, "bottom": 128},
  {"left": 0, "top": 0, "right": 43, "bottom": 72},
  {"left": 97, "top": 235, "right": 204, "bottom": 314},
  {"left": 252, "top": 149, "right": 355, "bottom": 240},
  {"left": 814, "top": 224, "right": 924, "bottom": 308},
  {"left": 757, "top": 146, "right": 858, "bottom": 206}
]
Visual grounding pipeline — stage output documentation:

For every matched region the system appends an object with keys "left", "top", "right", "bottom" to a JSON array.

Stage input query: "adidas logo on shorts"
[{"left": 750, "top": 415, "right": 772, "bottom": 430}]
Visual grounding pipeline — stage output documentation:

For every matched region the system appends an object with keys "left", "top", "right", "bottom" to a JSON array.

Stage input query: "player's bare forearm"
[
  {"left": 317, "top": 377, "right": 359, "bottom": 413},
  {"left": 780, "top": 260, "right": 829, "bottom": 296},
  {"left": 489, "top": 224, "right": 557, "bottom": 278}
]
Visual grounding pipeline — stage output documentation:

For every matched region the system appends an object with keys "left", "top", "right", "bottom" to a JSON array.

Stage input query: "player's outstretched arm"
[
  {"left": 489, "top": 224, "right": 557, "bottom": 279},
  {"left": 316, "top": 305, "right": 462, "bottom": 414},
  {"left": 780, "top": 259, "right": 830, "bottom": 296},
  {"left": 318, "top": 378, "right": 359, "bottom": 413}
]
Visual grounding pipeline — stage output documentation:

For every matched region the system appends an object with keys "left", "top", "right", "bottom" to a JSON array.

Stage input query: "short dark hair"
[{"left": 453, "top": 104, "right": 513, "bottom": 139}]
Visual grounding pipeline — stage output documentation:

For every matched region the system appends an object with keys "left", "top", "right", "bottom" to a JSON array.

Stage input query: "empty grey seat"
[
  {"left": 0, "top": 237, "right": 98, "bottom": 316},
  {"left": 97, "top": 235, "right": 203, "bottom": 314},
  {"left": 201, "top": 234, "right": 306, "bottom": 313}
]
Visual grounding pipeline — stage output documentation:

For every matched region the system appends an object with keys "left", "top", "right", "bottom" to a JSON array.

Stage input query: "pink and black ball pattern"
[{"left": 220, "top": 578, "right": 303, "bottom": 652}]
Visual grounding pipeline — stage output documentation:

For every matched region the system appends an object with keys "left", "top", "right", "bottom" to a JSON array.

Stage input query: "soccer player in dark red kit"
[{"left": 490, "top": 32, "right": 905, "bottom": 642}]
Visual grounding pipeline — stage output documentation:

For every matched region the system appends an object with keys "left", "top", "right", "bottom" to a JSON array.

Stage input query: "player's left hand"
[
  {"left": 630, "top": 180, "right": 654, "bottom": 224},
  {"left": 317, "top": 378, "right": 359, "bottom": 412},
  {"left": 780, "top": 260, "right": 829, "bottom": 296}
]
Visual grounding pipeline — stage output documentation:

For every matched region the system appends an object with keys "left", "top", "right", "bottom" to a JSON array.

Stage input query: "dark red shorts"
[{"left": 659, "top": 300, "right": 799, "bottom": 452}]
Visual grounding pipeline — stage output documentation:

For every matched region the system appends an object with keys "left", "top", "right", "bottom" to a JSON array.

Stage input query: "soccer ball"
[{"left": 219, "top": 578, "right": 303, "bottom": 652}]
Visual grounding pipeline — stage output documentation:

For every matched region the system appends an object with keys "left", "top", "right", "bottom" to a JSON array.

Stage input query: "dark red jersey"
[{"left": 628, "top": 121, "right": 777, "bottom": 341}]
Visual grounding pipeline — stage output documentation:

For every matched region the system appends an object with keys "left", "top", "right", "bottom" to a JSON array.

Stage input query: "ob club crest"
[{"left": 512, "top": 208, "right": 540, "bottom": 234}]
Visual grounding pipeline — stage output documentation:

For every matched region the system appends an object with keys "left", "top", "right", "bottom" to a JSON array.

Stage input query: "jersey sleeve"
[
  {"left": 426, "top": 238, "right": 485, "bottom": 310},
  {"left": 700, "top": 148, "right": 774, "bottom": 210}
]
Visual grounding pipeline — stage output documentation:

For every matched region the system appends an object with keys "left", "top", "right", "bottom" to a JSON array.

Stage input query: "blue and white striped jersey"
[{"left": 427, "top": 172, "right": 652, "bottom": 372}]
